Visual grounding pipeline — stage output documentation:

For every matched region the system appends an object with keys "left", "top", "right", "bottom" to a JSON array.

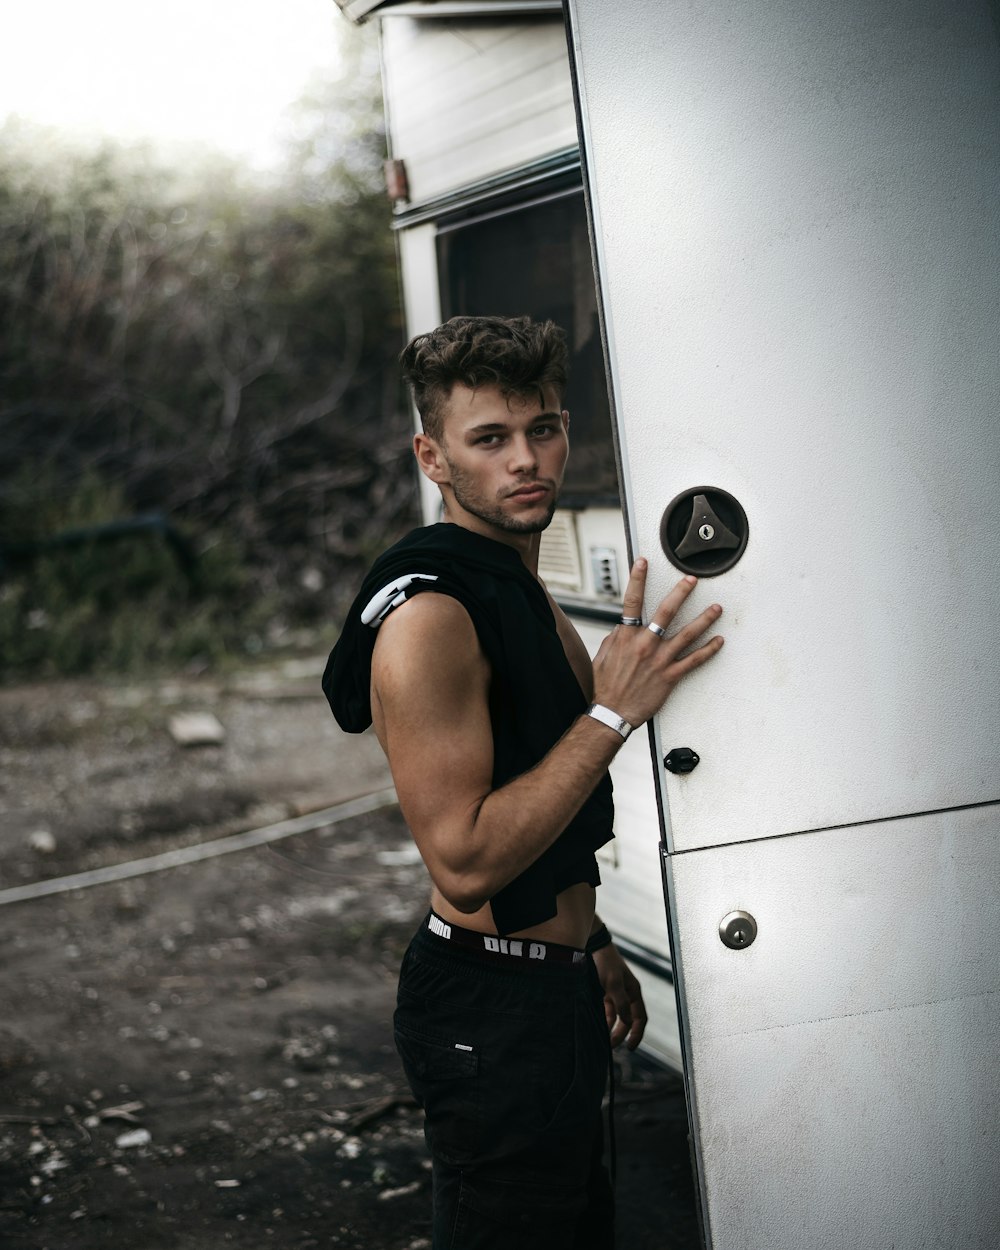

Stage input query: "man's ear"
[
  {"left": 562, "top": 409, "right": 570, "bottom": 433},
  {"left": 413, "top": 432, "right": 450, "bottom": 484}
]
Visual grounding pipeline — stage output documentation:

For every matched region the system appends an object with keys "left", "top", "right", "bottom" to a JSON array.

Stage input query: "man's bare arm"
[
  {"left": 372, "top": 591, "right": 622, "bottom": 912},
  {"left": 371, "top": 558, "right": 723, "bottom": 915}
]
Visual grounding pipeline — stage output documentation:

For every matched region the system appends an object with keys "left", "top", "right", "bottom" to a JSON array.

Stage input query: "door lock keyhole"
[{"left": 719, "top": 910, "right": 757, "bottom": 950}]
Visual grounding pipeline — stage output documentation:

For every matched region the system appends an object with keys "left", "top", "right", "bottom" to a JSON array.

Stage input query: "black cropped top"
[{"left": 323, "top": 524, "right": 614, "bottom": 934}]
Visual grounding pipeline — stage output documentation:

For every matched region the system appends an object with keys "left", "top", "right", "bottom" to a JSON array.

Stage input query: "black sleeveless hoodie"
[{"left": 322, "top": 523, "right": 614, "bottom": 934}]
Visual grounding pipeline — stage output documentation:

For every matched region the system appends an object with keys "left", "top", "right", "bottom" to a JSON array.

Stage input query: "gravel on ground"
[{"left": 0, "top": 658, "right": 698, "bottom": 1248}]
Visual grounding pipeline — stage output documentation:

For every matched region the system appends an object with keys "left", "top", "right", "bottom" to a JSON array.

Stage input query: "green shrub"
[{"left": 0, "top": 468, "right": 274, "bottom": 679}]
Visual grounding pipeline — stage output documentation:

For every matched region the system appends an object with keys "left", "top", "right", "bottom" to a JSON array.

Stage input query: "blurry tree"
[{"left": 0, "top": 22, "right": 416, "bottom": 677}]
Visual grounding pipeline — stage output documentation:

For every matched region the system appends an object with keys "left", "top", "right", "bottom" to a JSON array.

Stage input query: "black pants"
[{"left": 393, "top": 916, "right": 614, "bottom": 1250}]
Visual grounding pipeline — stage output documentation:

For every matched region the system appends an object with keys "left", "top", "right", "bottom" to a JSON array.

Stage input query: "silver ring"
[
  {"left": 647, "top": 622, "right": 667, "bottom": 638},
  {"left": 619, "top": 616, "right": 643, "bottom": 626}
]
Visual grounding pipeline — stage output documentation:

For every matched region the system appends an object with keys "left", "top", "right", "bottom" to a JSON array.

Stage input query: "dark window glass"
[{"left": 437, "top": 191, "right": 618, "bottom": 503}]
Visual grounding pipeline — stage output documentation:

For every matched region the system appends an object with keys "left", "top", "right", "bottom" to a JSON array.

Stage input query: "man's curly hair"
[{"left": 400, "top": 315, "right": 569, "bottom": 442}]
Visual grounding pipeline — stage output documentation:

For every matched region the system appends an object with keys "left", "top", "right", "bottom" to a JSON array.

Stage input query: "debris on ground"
[
  {"left": 27, "top": 829, "right": 56, "bottom": 854},
  {"left": 167, "top": 711, "right": 226, "bottom": 747}
]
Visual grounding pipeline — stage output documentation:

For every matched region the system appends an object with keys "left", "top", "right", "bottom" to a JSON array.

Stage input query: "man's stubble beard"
[{"left": 447, "top": 462, "right": 559, "bottom": 535}]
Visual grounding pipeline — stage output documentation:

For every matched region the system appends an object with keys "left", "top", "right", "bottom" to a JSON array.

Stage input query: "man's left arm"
[{"left": 589, "top": 916, "right": 647, "bottom": 1050}]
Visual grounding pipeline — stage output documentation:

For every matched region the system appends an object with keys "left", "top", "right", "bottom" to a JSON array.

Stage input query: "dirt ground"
[{"left": 0, "top": 656, "right": 700, "bottom": 1249}]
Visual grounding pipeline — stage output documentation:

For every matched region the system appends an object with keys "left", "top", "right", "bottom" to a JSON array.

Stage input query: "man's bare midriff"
[
  {"left": 421, "top": 584, "right": 599, "bottom": 949},
  {"left": 430, "top": 880, "right": 597, "bottom": 950}
]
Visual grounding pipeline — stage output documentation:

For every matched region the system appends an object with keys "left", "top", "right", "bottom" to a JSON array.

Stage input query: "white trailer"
[
  {"left": 332, "top": 0, "right": 683, "bottom": 1065},
  {"left": 334, "top": 3, "right": 1000, "bottom": 1245}
]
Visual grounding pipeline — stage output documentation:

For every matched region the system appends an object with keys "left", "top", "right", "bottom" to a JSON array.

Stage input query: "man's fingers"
[
  {"left": 647, "top": 574, "right": 699, "bottom": 630},
  {"left": 625, "top": 1015, "right": 647, "bottom": 1050},
  {"left": 619, "top": 558, "right": 648, "bottom": 622},
  {"left": 608, "top": 1000, "right": 645, "bottom": 1049},
  {"left": 669, "top": 633, "right": 725, "bottom": 677},
  {"left": 625, "top": 991, "right": 648, "bottom": 1050},
  {"left": 607, "top": 996, "right": 630, "bottom": 1048},
  {"left": 605, "top": 983, "right": 638, "bottom": 1049},
  {"left": 664, "top": 603, "right": 724, "bottom": 658},
  {"left": 622, "top": 571, "right": 722, "bottom": 650}
]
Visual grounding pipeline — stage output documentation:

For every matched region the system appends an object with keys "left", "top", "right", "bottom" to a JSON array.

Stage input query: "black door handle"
[{"left": 660, "top": 486, "right": 749, "bottom": 576}]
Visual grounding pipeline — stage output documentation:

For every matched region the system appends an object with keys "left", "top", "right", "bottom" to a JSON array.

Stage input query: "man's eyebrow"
[
  {"left": 466, "top": 422, "right": 509, "bottom": 434},
  {"left": 464, "top": 413, "right": 563, "bottom": 437}
]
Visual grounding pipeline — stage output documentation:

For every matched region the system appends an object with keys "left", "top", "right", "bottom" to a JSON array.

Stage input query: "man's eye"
[
  {"left": 531, "top": 425, "right": 557, "bottom": 438},
  {"left": 476, "top": 434, "right": 501, "bottom": 446}
]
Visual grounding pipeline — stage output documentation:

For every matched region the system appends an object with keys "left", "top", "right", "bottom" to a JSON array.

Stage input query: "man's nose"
[{"left": 508, "top": 435, "right": 538, "bottom": 473}]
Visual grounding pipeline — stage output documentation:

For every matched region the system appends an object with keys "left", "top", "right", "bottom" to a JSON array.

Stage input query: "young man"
[{"left": 323, "top": 315, "right": 724, "bottom": 1249}]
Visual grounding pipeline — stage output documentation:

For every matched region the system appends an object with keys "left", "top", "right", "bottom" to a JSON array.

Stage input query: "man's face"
[{"left": 420, "top": 383, "right": 569, "bottom": 539}]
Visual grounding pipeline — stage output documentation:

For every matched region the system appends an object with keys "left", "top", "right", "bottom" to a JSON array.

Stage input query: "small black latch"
[{"left": 664, "top": 747, "right": 700, "bottom": 774}]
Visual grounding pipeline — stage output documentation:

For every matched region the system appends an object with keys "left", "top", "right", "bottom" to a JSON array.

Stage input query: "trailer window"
[{"left": 437, "top": 192, "right": 618, "bottom": 503}]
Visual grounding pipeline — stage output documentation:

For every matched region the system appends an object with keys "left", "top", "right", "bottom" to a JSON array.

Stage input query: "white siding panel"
[
  {"left": 396, "top": 225, "right": 446, "bottom": 523},
  {"left": 397, "top": 222, "right": 442, "bottom": 337},
  {"left": 382, "top": 17, "right": 578, "bottom": 203}
]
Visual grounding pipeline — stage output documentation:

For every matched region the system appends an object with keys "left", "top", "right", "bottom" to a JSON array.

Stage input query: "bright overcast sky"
[{"left": 0, "top": 0, "right": 346, "bottom": 169}]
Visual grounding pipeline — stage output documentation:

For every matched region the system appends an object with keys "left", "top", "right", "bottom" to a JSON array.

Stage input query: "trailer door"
[{"left": 566, "top": 1, "right": 1000, "bottom": 1246}]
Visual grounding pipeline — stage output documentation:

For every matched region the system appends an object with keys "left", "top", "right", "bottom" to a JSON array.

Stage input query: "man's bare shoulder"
[
  {"left": 374, "top": 591, "right": 476, "bottom": 651},
  {"left": 370, "top": 591, "right": 493, "bottom": 792},
  {"left": 372, "top": 593, "right": 488, "bottom": 698}
]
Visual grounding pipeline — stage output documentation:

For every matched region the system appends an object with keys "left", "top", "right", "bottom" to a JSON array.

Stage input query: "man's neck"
[{"left": 439, "top": 512, "right": 543, "bottom": 576}]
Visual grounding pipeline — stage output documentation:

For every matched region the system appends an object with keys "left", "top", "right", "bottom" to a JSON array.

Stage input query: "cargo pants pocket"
[{"left": 394, "top": 1021, "right": 481, "bottom": 1166}]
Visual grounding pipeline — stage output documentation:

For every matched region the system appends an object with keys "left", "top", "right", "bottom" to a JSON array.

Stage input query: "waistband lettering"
[
  {"left": 428, "top": 914, "right": 452, "bottom": 939},
  {"left": 483, "top": 936, "right": 524, "bottom": 956}
]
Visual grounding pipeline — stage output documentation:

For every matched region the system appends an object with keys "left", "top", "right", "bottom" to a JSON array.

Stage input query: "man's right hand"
[{"left": 591, "top": 558, "right": 724, "bottom": 729}]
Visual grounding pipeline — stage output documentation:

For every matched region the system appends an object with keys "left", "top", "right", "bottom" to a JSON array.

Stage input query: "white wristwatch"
[{"left": 584, "top": 703, "right": 634, "bottom": 741}]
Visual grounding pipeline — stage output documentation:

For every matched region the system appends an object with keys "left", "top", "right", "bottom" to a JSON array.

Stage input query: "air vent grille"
[{"left": 538, "top": 511, "right": 582, "bottom": 591}]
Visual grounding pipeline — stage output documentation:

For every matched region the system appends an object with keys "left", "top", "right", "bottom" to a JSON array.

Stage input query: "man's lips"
[{"left": 506, "top": 483, "right": 551, "bottom": 502}]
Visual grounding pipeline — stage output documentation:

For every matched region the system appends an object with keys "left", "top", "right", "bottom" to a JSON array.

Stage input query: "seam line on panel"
[{"left": 668, "top": 798, "right": 1000, "bottom": 856}]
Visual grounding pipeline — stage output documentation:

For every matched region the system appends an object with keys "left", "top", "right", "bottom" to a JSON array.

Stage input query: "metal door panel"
[
  {"left": 567, "top": 0, "right": 1000, "bottom": 852},
  {"left": 665, "top": 804, "right": 1000, "bottom": 1248}
]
